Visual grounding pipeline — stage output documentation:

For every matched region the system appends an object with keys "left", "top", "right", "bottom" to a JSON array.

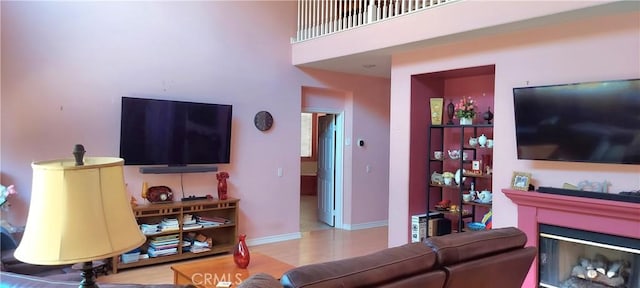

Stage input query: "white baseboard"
[
  {"left": 246, "top": 232, "right": 302, "bottom": 246},
  {"left": 342, "top": 220, "right": 388, "bottom": 231}
]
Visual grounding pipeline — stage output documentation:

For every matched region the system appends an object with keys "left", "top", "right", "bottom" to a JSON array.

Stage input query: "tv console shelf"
[
  {"left": 111, "top": 198, "right": 239, "bottom": 273},
  {"left": 139, "top": 166, "right": 218, "bottom": 174}
]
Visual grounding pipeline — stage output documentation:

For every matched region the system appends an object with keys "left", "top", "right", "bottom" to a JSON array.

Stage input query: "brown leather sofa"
[
  {"left": 240, "top": 227, "right": 537, "bottom": 288},
  {"left": 0, "top": 227, "right": 535, "bottom": 288}
]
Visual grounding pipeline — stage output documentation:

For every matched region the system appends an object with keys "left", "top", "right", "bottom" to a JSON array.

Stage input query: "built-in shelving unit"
[
  {"left": 427, "top": 124, "right": 493, "bottom": 234},
  {"left": 111, "top": 198, "right": 239, "bottom": 273}
]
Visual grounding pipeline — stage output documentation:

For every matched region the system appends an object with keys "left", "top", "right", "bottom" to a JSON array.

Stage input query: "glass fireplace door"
[{"left": 538, "top": 224, "right": 640, "bottom": 288}]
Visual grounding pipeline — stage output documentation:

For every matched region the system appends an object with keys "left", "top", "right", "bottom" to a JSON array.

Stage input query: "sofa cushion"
[
  {"left": 425, "top": 227, "right": 527, "bottom": 266},
  {"left": 441, "top": 247, "right": 536, "bottom": 288},
  {"left": 281, "top": 242, "right": 439, "bottom": 288},
  {"left": 237, "top": 273, "right": 282, "bottom": 288}
]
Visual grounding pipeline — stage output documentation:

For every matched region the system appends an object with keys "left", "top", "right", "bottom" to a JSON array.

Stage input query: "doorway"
[{"left": 300, "top": 111, "right": 344, "bottom": 232}]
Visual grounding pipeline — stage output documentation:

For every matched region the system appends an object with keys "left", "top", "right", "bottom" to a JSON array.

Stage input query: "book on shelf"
[
  {"left": 198, "top": 220, "right": 223, "bottom": 227},
  {"left": 149, "top": 242, "right": 178, "bottom": 250},
  {"left": 197, "top": 216, "right": 230, "bottom": 224},
  {"left": 148, "top": 247, "right": 177, "bottom": 257},
  {"left": 190, "top": 247, "right": 211, "bottom": 254},
  {"left": 183, "top": 223, "right": 203, "bottom": 230},
  {"left": 183, "top": 214, "right": 197, "bottom": 225},
  {"left": 411, "top": 212, "right": 446, "bottom": 243}
]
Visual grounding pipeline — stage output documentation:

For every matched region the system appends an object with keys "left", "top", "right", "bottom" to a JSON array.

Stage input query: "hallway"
[{"left": 300, "top": 195, "right": 332, "bottom": 232}]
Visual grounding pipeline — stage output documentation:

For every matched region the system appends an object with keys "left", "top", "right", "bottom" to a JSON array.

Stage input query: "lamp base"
[{"left": 79, "top": 261, "right": 99, "bottom": 288}]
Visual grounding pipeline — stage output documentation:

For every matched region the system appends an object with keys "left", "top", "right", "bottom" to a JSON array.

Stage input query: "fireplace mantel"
[{"left": 503, "top": 188, "right": 640, "bottom": 288}]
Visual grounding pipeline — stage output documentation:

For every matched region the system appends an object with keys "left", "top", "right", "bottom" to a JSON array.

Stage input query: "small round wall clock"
[{"left": 254, "top": 111, "right": 273, "bottom": 131}]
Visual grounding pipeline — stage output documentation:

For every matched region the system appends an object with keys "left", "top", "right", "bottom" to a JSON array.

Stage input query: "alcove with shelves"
[
  {"left": 407, "top": 64, "right": 495, "bottom": 241},
  {"left": 427, "top": 124, "right": 493, "bottom": 233}
]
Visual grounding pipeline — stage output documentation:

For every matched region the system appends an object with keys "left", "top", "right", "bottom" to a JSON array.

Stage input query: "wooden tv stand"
[{"left": 111, "top": 198, "right": 239, "bottom": 273}]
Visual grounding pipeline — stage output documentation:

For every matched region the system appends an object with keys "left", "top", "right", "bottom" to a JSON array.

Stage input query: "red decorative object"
[
  {"left": 233, "top": 234, "right": 250, "bottom": 268},
  {"left": 216, "top": 172, "right": 229, "bottom": 200}
]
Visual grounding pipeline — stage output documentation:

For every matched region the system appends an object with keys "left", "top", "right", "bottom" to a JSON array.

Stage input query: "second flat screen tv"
[
  {"left": 120, "top": 97, "right": 232, "bottom": 166},
  {"left": 513, "top": 79, "right": 640, "bottom": 165}
]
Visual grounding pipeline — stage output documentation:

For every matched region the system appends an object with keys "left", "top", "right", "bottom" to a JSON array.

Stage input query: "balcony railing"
[{"left": 293, "top": 0, "right": 459, "bottom": 43}]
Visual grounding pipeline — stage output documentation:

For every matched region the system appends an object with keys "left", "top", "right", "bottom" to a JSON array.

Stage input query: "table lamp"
[{"left": 14, "top": 145, "right": 146, "bottom": 288}]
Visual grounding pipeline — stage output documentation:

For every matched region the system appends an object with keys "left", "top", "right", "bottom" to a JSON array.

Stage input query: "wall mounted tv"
[
  {"left": 120, "top": 97, "right": 232, "bottom": 166},
  {"left": 513, "top": 78, "right": 640, "bottom": 165}
]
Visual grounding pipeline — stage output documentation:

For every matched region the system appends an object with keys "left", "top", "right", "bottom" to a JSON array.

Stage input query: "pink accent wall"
[{"left": 0, "top": 2, "right": 390, "bottom": 241}]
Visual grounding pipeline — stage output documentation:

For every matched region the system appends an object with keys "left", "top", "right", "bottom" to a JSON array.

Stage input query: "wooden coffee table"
[{"left": 171, "top": 252, "right": 294, "bottom": 287}]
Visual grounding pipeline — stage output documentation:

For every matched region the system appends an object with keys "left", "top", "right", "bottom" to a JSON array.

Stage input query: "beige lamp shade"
[{"left": 15, "top": 157, "right": 146, "bottom": 265}]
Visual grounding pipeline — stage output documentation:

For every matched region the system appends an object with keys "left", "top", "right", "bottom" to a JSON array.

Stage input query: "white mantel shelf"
[{"left": 503, "top": 188, "right": 640, "bottom": 288}]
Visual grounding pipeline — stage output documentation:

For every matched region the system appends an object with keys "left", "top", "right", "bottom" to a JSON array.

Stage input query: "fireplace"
[
  {"left": 538, "top": 224, "right": 639, "bottom": 288},
  {"left": 503, "top": 189, "right": 640, "bottom": 288}
]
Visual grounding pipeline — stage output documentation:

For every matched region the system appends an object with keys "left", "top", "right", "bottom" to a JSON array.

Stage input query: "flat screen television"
[
  {"left": 513, "top": 78, "right": 640, "bottom": 164},
  {"left": 120, "top": 97, "right": 232, "bottom": 166}
]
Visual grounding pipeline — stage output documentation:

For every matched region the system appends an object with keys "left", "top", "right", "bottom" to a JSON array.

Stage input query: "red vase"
[
  {"left": 217, "top": 179, "right": 228, "bottom": 200},
  {"left": 233, "top": 234, "right": 250, "bottom": 268}
]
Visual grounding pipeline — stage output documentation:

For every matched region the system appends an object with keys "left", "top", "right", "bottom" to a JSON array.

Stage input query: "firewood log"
[
  {"left": 607, "top": 261, "right": 622, "bottom": 278},
  {"left": 571, "top": 265, "right": 587, "bottom": 279},
  {"left": 593, "top": 254, "right": 608, "bottom": 275}
]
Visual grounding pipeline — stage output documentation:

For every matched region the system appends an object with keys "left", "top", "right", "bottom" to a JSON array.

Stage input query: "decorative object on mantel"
[
  {"left": 577, "top": 180, "right": 610, "bottom": 193},
  {"left": 446, "top": 100, "right": 455, "bottom": 125},
  {"left": 511, "top": 171, "right": 532, "bottom": 191},
  {"left": 216, "top": 172, "right": 230, "bottom": 200},
  {"left": 483, "top": 106, "right": 494, "bottom": 124},
  {"left": 454, "top": 96, "right": 476, "bottom": 125},
  {"left": 537, "top": 187, "right": 640, "bottom": 203}
]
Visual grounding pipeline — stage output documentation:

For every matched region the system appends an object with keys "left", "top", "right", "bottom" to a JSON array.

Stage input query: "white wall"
[{"left": 0, "top": 1, "right": 390, "bottom": 242}]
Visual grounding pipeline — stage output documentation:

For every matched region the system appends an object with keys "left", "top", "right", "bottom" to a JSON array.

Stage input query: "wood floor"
[{"left": 98, "top": 226, "right": 388, "bottom": 285}]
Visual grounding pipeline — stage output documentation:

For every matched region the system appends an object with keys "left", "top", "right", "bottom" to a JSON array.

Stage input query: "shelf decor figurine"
[
  {"left": 430, "top": 98, "right": 444, "bottom": 125},
  {"left": 455, "top": 96, "right": 476, "bottom": 125},
  {"left": 446, "top": 100, "right": 455, "bottom": 125},
  {"left": 216, "top": 172, "right": 229, "bottom": 200},
  {"left": 233, "top": 234, "right": 250, "bottom": 268},
  {"left": 483, "top": 106, "right": 494, "bottom": 124}
]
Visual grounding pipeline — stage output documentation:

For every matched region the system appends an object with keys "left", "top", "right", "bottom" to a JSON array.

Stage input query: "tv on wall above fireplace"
[{"left": 513, "top": 78, "right": 640, "bottom": 165}]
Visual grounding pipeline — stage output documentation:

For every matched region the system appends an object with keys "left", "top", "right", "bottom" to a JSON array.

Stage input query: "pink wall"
[
  {"left": 301, "top": 69, "right": 391, "bottom": 228},
  {"left": 0, "top": 1, "right": 390, "bottom": 242},
  {"left": 389, "top": 7, "right": 640, "bottom": 246}
]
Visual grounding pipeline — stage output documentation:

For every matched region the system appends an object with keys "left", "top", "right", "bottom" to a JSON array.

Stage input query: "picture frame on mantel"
[{"left": 511, "top": 171, "right": 532, "bottom": 191}]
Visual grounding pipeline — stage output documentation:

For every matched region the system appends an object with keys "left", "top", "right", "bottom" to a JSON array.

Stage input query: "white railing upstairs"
[{"left": 293, "top": 0, "right": 459, "bottom": 43}]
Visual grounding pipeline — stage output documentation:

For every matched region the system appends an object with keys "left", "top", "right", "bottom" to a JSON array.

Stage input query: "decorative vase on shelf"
[
  {"left": 459, "top": 117, "right": 473, "bottom": 125},
  {"left": 478, "top": 134, "right": 488, "bottom": 147},
  {"left": 216, "top": 172, "right": 229, "bottom": 200},
  {"left": 446, "top": 100, "right": 455, "bottom": 125},
  {"left": 233, "top": 234, "right": 250, "bottom": 268},
  {"left": 483, "top": 107, "right": 494, "bottom": 124}
]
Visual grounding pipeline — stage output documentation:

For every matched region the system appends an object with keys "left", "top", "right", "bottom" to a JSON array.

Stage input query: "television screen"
[
  {"left": 513, "top": 79, "right": 640, "bottom": 164},
  {"left": 120, "top": 97, "right": 232, "bottom": 165}
]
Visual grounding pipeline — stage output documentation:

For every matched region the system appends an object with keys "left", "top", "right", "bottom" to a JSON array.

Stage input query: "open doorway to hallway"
[{"left": 300, "top": 111, "right": 342, "bottom": 232}]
